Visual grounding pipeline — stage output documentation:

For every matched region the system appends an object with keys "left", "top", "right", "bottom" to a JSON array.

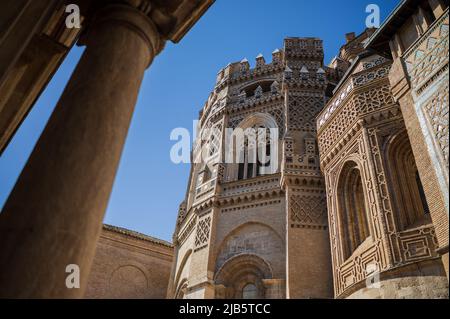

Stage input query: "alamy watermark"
[
  {"left": 65, "top": 4, "right": 81, "bottom": 29},
  {"left": 170, "top": 121, "right": 279, "bottom": 175},
  {"left": 366, "top": 4, "right": 381, "bottom": 28},
  {"left": 65, "top": 264, "right": 80, "bottom": 289}
]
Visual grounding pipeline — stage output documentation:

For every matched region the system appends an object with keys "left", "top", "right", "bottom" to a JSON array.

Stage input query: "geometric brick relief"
[
  {"left": 289, "top": 195, "right": 328, "bottom": 229},
  {"left": 352, "top": 83, "right": 395, "bottom": 113},
  {"left": 318, "top": 99, "right": 359, "bottom": 153},
  {"left": 288, "top": 94, "right": 324, "bottom": 130},
  {"left": 267, "top": 108, "right": 285, "bottom": 136},
  {"left": 411, "top": 32, "right": 449, "bottom": 93},
  {"left": 405, "top": 12, "right": 448, "bottom": 93},
  {"left": 228, "top": 115, "right": 244, "bottom": 130},
  {"left": 318, "top": 84, "right": 394, "bottom": 155},
  {"left": 318, "top": 62, "right": 391, "bottom": 130},
  {"left": 221, "top": 199, "right": 282, "bottom": 213},
  {"left": 207, "top": 123, "right": 223, "bottom": 157},
  {"left": 336, "top": 244, "right": 381, "bottom": 295},
  {"left": 353, "top": 65, "right": 390, "bottom": 87},
  {"left": 194, "top": 214, "right": 212, "bottom": 251},
  {"left": 403, "top": 239, "right": 431, "bottom": 260},
  {"left": 398, "top": 226, "right": 439, "bottom": 263},
  {"left": 178, "top": 216, "right": 197, "bottom": 245},
  {"left": 361, "top": 56, "right": 389, "bottom": 70},
  {"left": 423, "top": 80, "right": 449, "bottom": 169},
  {"left": 228, "top": 107, "right": 284, "bottom": 135}
]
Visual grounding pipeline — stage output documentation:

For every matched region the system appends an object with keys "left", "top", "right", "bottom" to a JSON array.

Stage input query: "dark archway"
[
  {"left": 385, "top": 132, "right": 431, "bottom": 230},
  {"left": 337, "top": 161, "right": 370, "bottom": 260},
  {"left": 214, "top": 254, "right": 273, "bottom": 299}
]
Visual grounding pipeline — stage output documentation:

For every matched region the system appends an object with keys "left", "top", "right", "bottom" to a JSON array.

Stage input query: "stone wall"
[
  {"left": 345, "top": 260, "right": 449, "bottom": 299},
  {"left": 85, "top": 225, "right": 173, "bottom": 299}
]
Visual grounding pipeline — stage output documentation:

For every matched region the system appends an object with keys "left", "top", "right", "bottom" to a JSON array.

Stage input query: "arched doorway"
[{"left": 214, "top": 254, "right": 273, "bottom": 299}]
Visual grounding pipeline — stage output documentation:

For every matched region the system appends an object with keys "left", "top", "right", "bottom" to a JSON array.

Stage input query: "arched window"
[
  {"left": 386, "top": 133, "right": 430, "bottom": 230},
  {"left": 238, "top": 127, "right": 271, "bottom": 180},
  {"left": 338, "top": 161, "right": 370, "bottom": 260},
  {"left": 257, "top": 127, "right": 272, "bottom": 177},
  {"left": 242, "top": 283, "right": 258, "bottom": 299}
]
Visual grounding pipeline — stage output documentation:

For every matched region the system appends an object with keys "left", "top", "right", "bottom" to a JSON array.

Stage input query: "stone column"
[{"left": 0, "top": 3, "right": 163, "bottom": 298}]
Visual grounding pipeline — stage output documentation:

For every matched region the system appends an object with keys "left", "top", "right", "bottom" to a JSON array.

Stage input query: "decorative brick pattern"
[
  {"left": 289, "top": 195, "right": 327, "bottom": 228},
  {"left": 194, "top": 215, "right": 211, "bottom": 251},
  {"left": 423, "top": 80, "right": 449, "bottom": 168}
]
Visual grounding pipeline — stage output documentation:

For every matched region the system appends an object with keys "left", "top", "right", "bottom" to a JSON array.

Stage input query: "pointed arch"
[
  {"left": 173, "top": 249, "right": 192, "bottom": 292},
  {"left": 384, "top": 131, "right": 431, "bottom": 230},
  {"left": 337, "top": 160, "right": 371, "bottom": 260}
]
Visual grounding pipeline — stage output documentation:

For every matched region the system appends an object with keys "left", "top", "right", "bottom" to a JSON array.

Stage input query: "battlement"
[
  {"left": 215, "top": 49, "right": 284, "bottom": 86},
  {"left": 201, "top": 34, "right": 361, "bottom": 124},
  {"left": 284, "top": 37, "right": 324, "bottom": 59}
]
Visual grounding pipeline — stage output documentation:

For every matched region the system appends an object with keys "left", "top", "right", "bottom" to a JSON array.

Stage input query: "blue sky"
[{"left": 0, "top": 0, "right": 399, "bottom": 241}]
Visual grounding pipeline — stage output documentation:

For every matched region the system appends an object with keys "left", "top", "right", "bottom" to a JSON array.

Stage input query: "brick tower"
[{"left": 167, "top": 37, "right": 335, "bottom": 299}]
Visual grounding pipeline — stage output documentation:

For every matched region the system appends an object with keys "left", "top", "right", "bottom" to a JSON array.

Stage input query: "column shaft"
[{"left": 0, "top": 4, "right": 161, "bottom": 298}]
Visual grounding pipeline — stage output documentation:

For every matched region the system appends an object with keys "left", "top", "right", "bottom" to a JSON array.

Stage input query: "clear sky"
[{"left": 0, "top": 0, "right": 400, "bottom": 241}]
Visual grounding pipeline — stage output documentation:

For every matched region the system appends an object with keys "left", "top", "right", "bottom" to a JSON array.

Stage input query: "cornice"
[{"left": 103, "top": 224, "right": 173, "bottom": 248}]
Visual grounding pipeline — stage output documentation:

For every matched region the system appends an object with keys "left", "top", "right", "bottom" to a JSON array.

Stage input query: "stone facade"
[{"left": 85, "top": 225, "right": 173, "bottom": 299}]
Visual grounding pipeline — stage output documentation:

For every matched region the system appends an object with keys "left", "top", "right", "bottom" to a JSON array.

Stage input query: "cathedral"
[
  {"left": 0, "top": 0, "right": 448, "bottom": 299},
  {"left": 166, "top": 1, "right": 449, "bottom": 299}
]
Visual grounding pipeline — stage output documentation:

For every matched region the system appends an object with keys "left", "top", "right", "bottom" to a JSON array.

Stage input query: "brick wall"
[{"left": 85, "top": 225, "right": 173, "bottom": 299}]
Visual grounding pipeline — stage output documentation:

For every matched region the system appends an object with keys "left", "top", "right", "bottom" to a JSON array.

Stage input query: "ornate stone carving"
[
  {"left": 318, "top": 84, "right": 395, "bottom": 155},
  {"left": 289, "top": 194, "right": 327, "bottom": 228},
  {"left": 404, "top": 10, "right": 449, "bottom": 94},
  {"left": 177, "top": 201, "right": 187, "bottom": 227},
  {"left": 423, "top": 80, "right": 449, "bottom": 170},
  {"left": 178, "top": 216, "right": 197, "bottom": 245},
  {"left": 288, "top": 92, "right": 324, "bottom": 130},
  {"left": 194, "top": 214, "right": 212, "bottom": 251}
]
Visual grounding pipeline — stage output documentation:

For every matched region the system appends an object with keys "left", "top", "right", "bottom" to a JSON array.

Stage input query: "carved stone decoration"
[
  {"left": 177, "top": 201, "right": 187, "bottom": 226},
  {"left": 289, "top": 194, "right": 328, "bottom": 228},
  {"left": 318, "top": 83, "right": 395, "bottom": 156},
  {"left": 288, "top": 93, "right": 324, "bottom": 130},
  {"left": 423, "top": 80, "right": 449, "bottom": 172},
  {"left": 194, "top": 214, "right": 212, "bottom": 251},
  {"left": 317, "top": 44, "right": 447, "bottom": 298}
]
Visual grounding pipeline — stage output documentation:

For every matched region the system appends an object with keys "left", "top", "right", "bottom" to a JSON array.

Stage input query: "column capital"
[
  {"left": 81, "top": 3, "right": 165, "bottom": 65},
  {"left": 120, "top": 0, "right": 215, "bottom": 43},
  {"left": 80, "top": 0, "right": 214, "bottom": 53}
]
